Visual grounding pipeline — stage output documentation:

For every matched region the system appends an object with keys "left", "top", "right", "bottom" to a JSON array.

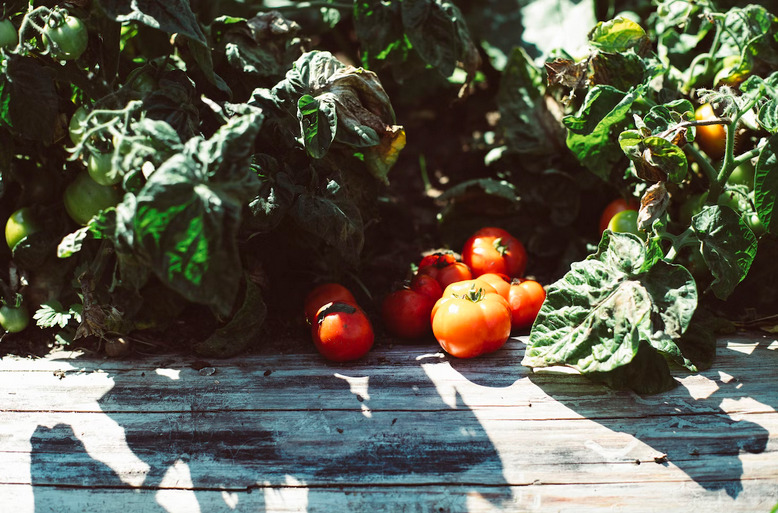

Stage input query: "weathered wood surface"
[{"left": 1, "top": 333, "right": 776, "bottom": 512}]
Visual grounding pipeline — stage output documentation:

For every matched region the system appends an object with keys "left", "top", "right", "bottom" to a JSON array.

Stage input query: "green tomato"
[
  {"left": 69, "top": 105, "right": 89, "bottom": 146},
  {"left": 727, "top": 161, "right": 755, "bottom": 189},
  {"left": 43, "top": 15, "right": 88, "bottom": 61},
  {"left": 718, "top": 188, "right": 749, "bottom": 213},
  {"left": 0, "top": 303, "right": 29, "bottom": 333},
  {"left": 607, "top": 209, "right": 641, "bottom": 236},
  {"left": 87, "top": 151, "right": 121, "bottom": 186},
  {"left": 64, "top": 171, "right": 121, "bottom": 226},
  {"left": 744, "top": 212, "right": 765, "bottom": 236},
  {"left": 5, "top": 207, "right": 41, "bottom": 250},
  {"left": 0, "top": 19, "right": 18, "bottom": 48}
]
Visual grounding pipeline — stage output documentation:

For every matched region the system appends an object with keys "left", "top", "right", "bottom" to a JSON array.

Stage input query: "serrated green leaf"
[
  {"left": 589, "top": 16, "right": 648, "bottom": 53},
  {"left": 692, "top": 205, "right": 758, "bottom": 300},
  {"left": 523, "top": 231, "right": 697, "bottom": 394},
  {"left": 297, "top": 94, "right": 337, "bottom": 158},
  {"left": 755, "top": 134, "right": 777, "bottom": 233}
]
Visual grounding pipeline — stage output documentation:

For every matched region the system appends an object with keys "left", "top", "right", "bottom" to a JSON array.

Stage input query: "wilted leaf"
[
  {"left": 638, "top": 181, "right": 669, "bottom": 230},
  {"left": 692, "top": 205, "right": 758, "bottom": 300}
]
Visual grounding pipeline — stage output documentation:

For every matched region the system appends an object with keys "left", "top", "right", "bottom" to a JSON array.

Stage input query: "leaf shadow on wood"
[
  {"left": 524, "top": 335, "right": 776, "bottom": 500},
  {"left": 27, "top": 350, "right": 515, "bottom": 511}
]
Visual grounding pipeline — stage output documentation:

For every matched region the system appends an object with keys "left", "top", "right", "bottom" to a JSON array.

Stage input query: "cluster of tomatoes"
[{"left": 302, "top": 227, "right": 547, "bottom": 362}]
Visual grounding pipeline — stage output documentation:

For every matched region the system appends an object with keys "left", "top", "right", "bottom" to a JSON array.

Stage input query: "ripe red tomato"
[
  {"left": 695, "top": 103, "right": 726, "bottom": 160},
  {"left": 431, "top": 287, "right": 512, "bottom": 358},
  {"left": 508, "top": 279, "right": 546, "bottom": 331},
  {"left": 409, "top": 273, "right": 443, "bottom": 301},
  {"left": 303, "top": 283, "right": 356, "bottom": 324},
  {"left": 462, "top": 227, "right": 527, "bottom": 278},
  {"left": 382, "top": 288, "right": 436, "bottom": 339},
  {"left": 599, "top": 198, "right": 639, "bottom": 234},
  {"left": 312, "top": 301, "right": 374, "bottom": 362},
  {"left": 417, "top": 260, "right": 472, "bottom": 289},
  {"left": 418, "top": 252, "right": 457, "bottom": 270}
]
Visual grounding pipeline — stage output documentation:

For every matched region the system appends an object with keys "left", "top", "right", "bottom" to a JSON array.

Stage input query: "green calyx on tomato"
[
  {"left": 0, "top": 19, "right": 19, "bottom": 48},
  {"left": 64, "top": 171, "right": 121, "bottom": 226},
  {"left": 0, "top": 302, "right": 29, "bottom": 333},
  {"left": 43, "top": 14, "right": 88, "bottom": 61},
  {"left": 5, "top": 207, "right": 41, "bottom": 250},
  {"left": 87, "top": 151, "right": 121, "bottom": 186}
]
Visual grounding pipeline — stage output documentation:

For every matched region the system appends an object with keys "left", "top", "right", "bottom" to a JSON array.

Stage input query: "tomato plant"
[
  {"left": 304, "top": 283, "right": 356, "bottom": 325},
  {"left": 694, "top": 103, "right": 726, "bottom": 160},
  {"left": 599, "top": 198, "right": 639, "bottom": 234},
  {"left": 311, "top": 301, "right": 374, "bottom": 362},
  {"left": 63, "top": 172, "right": 121, "bottom": 226},
  {"left": 0, "top": 302, "right": 29, "bottom": 333},
  {"left": 462, "top": 227, "right": 527, "bottom": 278},
  {"left": 381, "top": 288, "right": 435, "bottom": 339},
  {"left": 508, "top": 279, "right": 546, "bottom": 331},
  {"left": 431, "top": 286, "right": 511, "bottom": 358},
  {"left": 727, "top": 161, "right": 755, "bottom": 189},
  {"left": 0, "top": 19, "right": 18, "bottom": 48},
  {"left": 5, "top": 207, "right": 41, "bottom": 250},
  {"left": 43, "top": 14, "right": 88, "bottom": 61},
  {"left": 68, "top": 105, "right": 90, "bottom": 146}
]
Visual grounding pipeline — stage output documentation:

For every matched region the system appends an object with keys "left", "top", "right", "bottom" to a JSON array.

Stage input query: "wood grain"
[{"left": 1, "top": 334, "right": 776, "bottom": 512}]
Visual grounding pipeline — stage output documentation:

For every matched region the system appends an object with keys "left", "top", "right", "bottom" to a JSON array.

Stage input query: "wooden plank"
[
  {"left": 3, "top": 481, "right": 778, "bottom": 513},
  {"left": 0, "top": 334, "right": 776, "bottom": 512}
]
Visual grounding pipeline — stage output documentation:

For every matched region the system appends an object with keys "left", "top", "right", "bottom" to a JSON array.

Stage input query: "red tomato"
[
  {"left": 599, "top": 198, "right": 639, "bottom": 234},
  {"left": 417, "top": 260, "right": 473, "bottom": 289},
  {"left": 431, "top": 287, "right": 512, "bottom": 358},
  {"left": 433, "top": 278, "right": 502, "bottom": 319},
  {"left": 418, "top": 252, "right": 457, "bottom": 270},
  {"left": 508, "top": 279, "right": 546, "bottom": 331},
  {"left": 304, "top": 283, "right": 356, "bottom": 324},
  {"left": 382, "top": 288, "right": 436, "bottom": 339},
  {"left": 312, "top": 301, "right": 374, "bottom": 361},
  {"left": 462, "top": 227, "right": 527, "bottom": 278},
  {"left": 410, "top": 273, "right": 444, "bottom": 301}
]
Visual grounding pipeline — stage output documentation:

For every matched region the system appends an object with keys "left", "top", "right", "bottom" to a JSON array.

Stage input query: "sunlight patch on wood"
[{"left": 156, "top": 460, "right": 200, "bottom": 513}]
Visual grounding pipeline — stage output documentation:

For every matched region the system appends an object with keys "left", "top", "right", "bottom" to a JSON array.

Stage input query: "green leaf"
[
  {"left": 755, "top": 134, "right": 777, "bottom": 234},
  {"left": 34, "top": 301, "right": 81, "bottom": 329},
  {"left": 641, "top": 136, "right": 688, "bottom": 183},
  {"left": 99, "top": 0, "right": 229, "bottom": 94},
  {"left": 291, "top": 180, "right": 365, "bottom": 266},
  {"left": 353, "top": 0, "right": 408, "bottom": 69},
  {"left": 401, "top": 0, "right": 479, "bottom": 80},
  {"left": 133, "top": 113, "right": 262, "bottom": 317},
  {"left": 564, "top": 85, "right": 637, "bottom": 179},
  {"left": 498, "top": 47, "right": 563, "bottom": 155},
  {"left": 692, "top": 205, "right": 758, "bottom": 300},
  {"left": 194, "top": 277, "right": 266, "bottom": 358},
  {"left": 522, "top": 231, "right": 697, "bottom": 394},
  {"left": 4, "top": 56, "right": 58, "bottom": 143},
  {"left": 589, "top": 16, "right": 649, "bottom": 54},
  {"left": 438, "top": 178, "right": 519, "bottom": 205},
  {"left": 57, "top": 227, "right": 91, "bottom": 259},
  {"left": 212, "top": 12, "right": 303, "bottom": 81},
  {"left": 297, "top": 94, "right": 337, "bottom": 159}
]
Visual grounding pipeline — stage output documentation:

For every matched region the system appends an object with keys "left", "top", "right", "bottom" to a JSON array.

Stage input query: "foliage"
[{"left": 0, "top": 0, "right": 775, "bottom": 395}]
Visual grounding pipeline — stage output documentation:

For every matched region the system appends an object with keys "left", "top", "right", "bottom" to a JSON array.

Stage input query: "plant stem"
[
  {"left": 664, "top": 226, "right": 695, "bottom": 263},
  {"left": 686, "top": 144, "right": 719, "bottom": 188}
]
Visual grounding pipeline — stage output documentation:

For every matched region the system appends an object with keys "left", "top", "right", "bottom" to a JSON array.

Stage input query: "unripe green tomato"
[
  {"left": 69, "top": 105, "right": 89, "bottom": 146},
  {"left": 0, "top": 19, "right": 19, "bottom": 48},
  {"left": 5, "top": 207, "right": 41, "bottom": 250},
  {"left": 87, "top": 151, "right": 121, "bottom": 186},
  {"left": 64, "top": 171, "right": 121, "bottom": 225},
  {"left": 607, "top": 209, "right": 641, "bottom": 236},
  {"left": 0, "top": 303, "right": 29, "bottom": 333},
  {"left": 744, "top": 212, "right": 765, "bottom": 236},
  {"left": 727, "top": 161, "right": 755, "bottom": 190},
  {"left": 43, "top": 15, "right": 88, "bottom": 61}
]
